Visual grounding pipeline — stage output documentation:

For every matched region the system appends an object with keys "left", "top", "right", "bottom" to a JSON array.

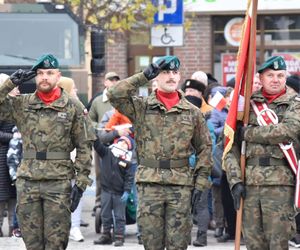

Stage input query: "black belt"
[
  {"left": 140, "top": 158, "right": 189, "bottom": 169},
  {"left": 247, "top": 157, "right": 288, "bottom": 166},
  {"left": 23, "top": 151, "right": 70, "bottom": 160}
]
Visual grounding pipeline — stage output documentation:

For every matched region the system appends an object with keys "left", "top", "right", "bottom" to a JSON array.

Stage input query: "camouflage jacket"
[
  {"left": 225, "top": 87, "right": 300, "bottom": 189},
  {"left": 0, "top": 79, "right": 95, "bottom": 191},
  {"left": 107, "top": 72, "right": 212, "bottom": 191}
]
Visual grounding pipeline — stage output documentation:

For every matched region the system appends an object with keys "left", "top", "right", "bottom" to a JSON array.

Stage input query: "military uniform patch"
[
  {"left": 273, "top": 61, "right": 278, "bottom": 69},
  {"left": 57, "top": 112, "right": 67, "bottom": 120}
]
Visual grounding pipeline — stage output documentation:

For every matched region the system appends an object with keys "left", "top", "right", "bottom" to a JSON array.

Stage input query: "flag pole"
[{"left": 234, "top": 0, "right": 258, "bottom": 249}]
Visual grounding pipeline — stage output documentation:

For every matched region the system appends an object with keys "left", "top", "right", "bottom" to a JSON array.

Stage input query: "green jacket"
[
  {"left": 88, "top": 89, "right": 112, "bottom": 128},
  {"left": 107, "top": 72, "right": 213, "bottom": 191},
  {"left": 225, "top": 87, "right": 300, "bottom": 189},
  {"left": 0, "top": 79, "right": 95, "bottom": 191}
]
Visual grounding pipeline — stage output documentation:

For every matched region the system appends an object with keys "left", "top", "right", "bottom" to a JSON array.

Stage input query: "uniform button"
[{"left": 161, "top": 171, "right": 164, "bottom": 174}]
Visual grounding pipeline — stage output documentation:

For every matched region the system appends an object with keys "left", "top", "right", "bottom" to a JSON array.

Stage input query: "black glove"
[
  {"left": 143, "top": 60, "right": 167, "bottom": 80},
  {"left": 70, "top": 185, "right": 83, "bottom": 212},
  {"left": 231, "top": 183, "right": 246, "bottom": 210},
  {"left": 10, "top": 69, "right": 36, "bottom": 86},
  {"left": 235, "top": 122, "right": 246, "bottom": 146},
  {"left": 191, "top": 189, "right": 202, "bottom": 213}
]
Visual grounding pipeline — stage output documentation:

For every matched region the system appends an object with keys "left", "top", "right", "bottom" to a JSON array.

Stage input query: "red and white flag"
[
  {"left": 209, "top": 91, "right": 227, "bottom": 111},
  {"left": 223, "top": 0, "right": 256, "bottom": 157}
]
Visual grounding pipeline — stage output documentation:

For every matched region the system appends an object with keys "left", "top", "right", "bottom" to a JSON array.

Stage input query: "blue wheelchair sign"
[{"left": 153, "top": 0, "right": 184, "bottom": 25}]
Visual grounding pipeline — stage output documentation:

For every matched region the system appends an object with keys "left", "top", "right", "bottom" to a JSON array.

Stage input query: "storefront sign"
[
  {"left": 224, "top": 18, "right": 244, "bottom": 47},
  {"left": 221, "top": 53, "right": 237, "bottom": 85},
  {"left": 272, "top": 53, "right": 300, "bottom": 75}
]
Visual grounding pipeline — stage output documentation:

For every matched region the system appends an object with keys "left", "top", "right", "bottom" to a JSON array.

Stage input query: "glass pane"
[
  {"left": 0, "top": 13, "right": 80, "bottom": 66},
  {"left": 135, "top": 56, "right": 150, "bottom": 73},
  {"left": 264, "top": 15, "right": 300, "bottom": 46}
]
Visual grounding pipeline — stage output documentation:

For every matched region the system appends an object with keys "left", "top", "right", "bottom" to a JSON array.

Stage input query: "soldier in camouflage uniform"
[
  {"left": 107, "top": 55, "right": 212, "bottom": 250},
  {"left": 224, "top": 56, "right": 299, "bottom": 250},
  {"left": 0, "top": 54, "right": 95, "bottom": 250}
]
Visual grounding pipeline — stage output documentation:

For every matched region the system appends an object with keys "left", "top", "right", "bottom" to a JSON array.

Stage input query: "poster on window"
[
  {"left": 221, "top": 53, "right": 237, "bottom": 85},
  {"left": 272, "top": 53, "right": 300, "bottom": 76}
]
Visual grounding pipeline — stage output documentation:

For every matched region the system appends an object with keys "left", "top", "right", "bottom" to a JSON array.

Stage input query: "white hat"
[
  {"left": 0, "top": 73, "right": 9, "bottom": 85},
  {"left": 191, "top": 71, "right": 208, "bottom": 86}
]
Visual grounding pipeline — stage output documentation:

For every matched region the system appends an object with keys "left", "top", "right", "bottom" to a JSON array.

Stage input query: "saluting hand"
[
  {"left": 143, "top": 60, "right": 167, "bottom": 80},
  {"left": 10, "top": 69, "right": 36, "bottom": 86}
]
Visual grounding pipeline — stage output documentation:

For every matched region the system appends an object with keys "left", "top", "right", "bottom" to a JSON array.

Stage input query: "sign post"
[{"left": 151, "top": 0, "right": 184, "bottom": 50}]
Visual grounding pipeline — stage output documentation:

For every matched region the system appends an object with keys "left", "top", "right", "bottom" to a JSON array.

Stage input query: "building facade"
[{"left": 106, "top": 0, "right": 300, "bottom": 90}]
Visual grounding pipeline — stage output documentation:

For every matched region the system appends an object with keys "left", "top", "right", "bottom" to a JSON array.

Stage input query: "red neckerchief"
[
  {"left": 36, "top": 87, "right": 61, "bottom": 105},
  {"left": 156, "top": 89, "right": 180, "bottom": 110},
  {"left": 262, "top": 88, "right": 286, "bottom": 104}
]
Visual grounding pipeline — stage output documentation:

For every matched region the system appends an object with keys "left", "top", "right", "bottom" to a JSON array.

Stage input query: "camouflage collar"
[
  {"left": 28, "top": 90, "right": 69, "bottom": 109},
  {"left": 251, "top": 87, "right": 297, "bottom": 103}
]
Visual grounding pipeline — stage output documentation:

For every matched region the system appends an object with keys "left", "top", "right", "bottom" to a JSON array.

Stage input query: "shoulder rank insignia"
[{"left": 295, "top": 94, "right": 300, "bottom": 101}]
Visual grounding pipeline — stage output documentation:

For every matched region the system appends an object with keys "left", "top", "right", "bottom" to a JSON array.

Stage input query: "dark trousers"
[
  {"left": 221, "top": 171, "right": 236, "bottom": 237},
  {"left": 101, "top": 190, "right": 126, "bottom": 237}
]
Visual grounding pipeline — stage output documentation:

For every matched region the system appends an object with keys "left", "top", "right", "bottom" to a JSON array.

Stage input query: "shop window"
[
  {"left": 212, "top": 14, "right": 300, "bottom": 82},
  {"left": 264, "top": 15, "right": 300, "bottom": 46}
]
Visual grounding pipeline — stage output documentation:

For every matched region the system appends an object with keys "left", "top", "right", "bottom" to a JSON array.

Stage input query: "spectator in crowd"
[
  {"left": 0, "top": 74, "right": 19, "bottom": 237},
  {"left": 0, "top": 119, "right": 16, "bottom": 237},
  {"left": 184, "top": 94, "right": 214, "bottom": 247},
  {"left": 190, "top": 71, "right": 214, "bottom": 114},
  {"left": 6, "top": 125, "right": 22, "bottom": 238},
  {"left": 57, "top": 76, "right": 86, "bottom": 242},
  {"left": 206, "top": 73, "right": 219, "bottom": 85},
  {"left": 287, "top": 73, "right": 300, "bottom": 248},
  {"left": 286, "top": 74, "right": 300, "bottom": 94},
  {"left": 93, "top": 135, "right": 134, "bottom": 247},
  {"left": 252, "top": 72, "right": 262, "bottom": 93},
  {"left": 207, "top": 86, "right": 236, "bottom": 243},
  {"left": 95, "top": 108, "right": 142, "bottom": 244},
  {"left": 88, "top": 72, "right": 120, "bottom": 216}
]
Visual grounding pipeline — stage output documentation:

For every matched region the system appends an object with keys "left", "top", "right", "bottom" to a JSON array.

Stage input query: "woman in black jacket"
[{"left": 0, "top": 120, "right": 16, "bottom": 236}]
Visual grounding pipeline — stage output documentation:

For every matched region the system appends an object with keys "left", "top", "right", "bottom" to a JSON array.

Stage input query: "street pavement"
[{"left": 0, "top": 173, "right": 298, "bottom": 249}]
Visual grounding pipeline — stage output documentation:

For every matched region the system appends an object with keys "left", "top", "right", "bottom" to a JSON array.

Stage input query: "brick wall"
[
  {"left": 174, "top": 15, "right": 212, "bottom": 83},
  {"left": 106, "top": 33, "right": 128, "bottom": 80}
]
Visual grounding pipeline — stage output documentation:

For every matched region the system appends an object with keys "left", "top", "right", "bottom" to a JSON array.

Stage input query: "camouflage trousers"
[
  {"left": 16, "top": 178, "right": 72, "bottom": 250},
  {"left": 137, "top": 183, "right": 193, "bottom": 250},
  {"left": 243, "top": 185, "right": 296, "bottom": 250}
]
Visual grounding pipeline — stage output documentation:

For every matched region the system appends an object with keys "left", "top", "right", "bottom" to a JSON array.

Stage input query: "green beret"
[
  {"left": 31, "top": 54, "right": 59, "bottom": 71},
  {"left": 155, "top": 56, "right": 180, "bottom": 71},
  {"left": 257, "top": 56, "right": 286, "bottom": 73}
]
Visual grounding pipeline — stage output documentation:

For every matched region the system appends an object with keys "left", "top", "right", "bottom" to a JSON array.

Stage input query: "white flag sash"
[{"left": 250, "top": 100, "right": 300, "bottom": 209}]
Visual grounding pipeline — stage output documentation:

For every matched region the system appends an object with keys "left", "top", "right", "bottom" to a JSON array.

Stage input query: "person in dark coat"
[
  {"left": 93, "top": 135, "right": 134, "bottom": 247},
  {"left": 0, "top": 120, "right": 16, "bottom": 237}
]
